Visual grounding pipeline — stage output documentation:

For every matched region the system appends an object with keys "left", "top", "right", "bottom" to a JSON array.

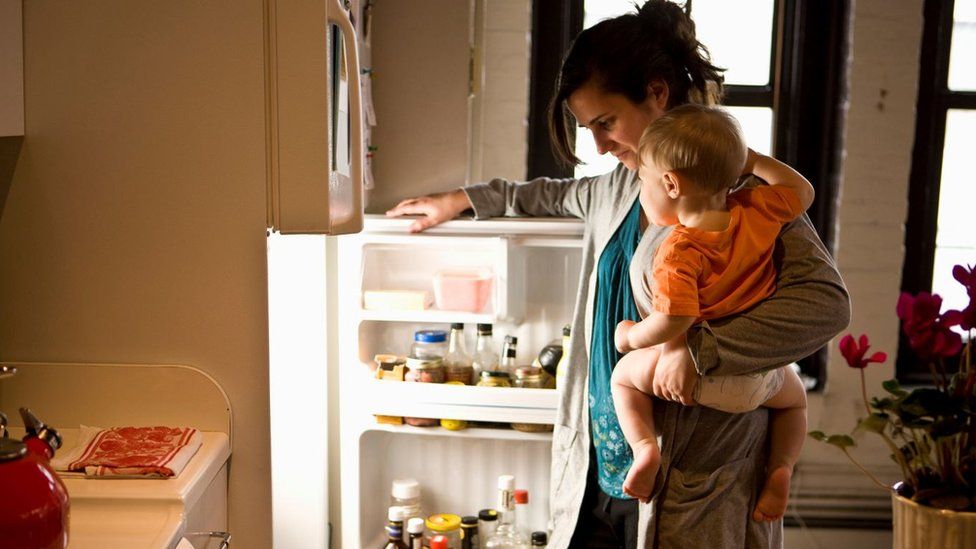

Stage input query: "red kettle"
[{"left": 0, "top": 407, "right": 70, "bottom": 549}]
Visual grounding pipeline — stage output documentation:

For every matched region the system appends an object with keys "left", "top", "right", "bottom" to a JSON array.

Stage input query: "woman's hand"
[
  {"left": 651, "top": 334, "right": 698, "bottom": 406},
  {"left": 615, "top": 320, "right": 636, "bottom": 354},
  {"left": 385, "top": 189, "right": 472, "bottom": 233}
]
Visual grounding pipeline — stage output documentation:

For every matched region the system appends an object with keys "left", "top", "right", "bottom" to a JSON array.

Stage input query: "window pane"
[
  {"left": 582, "top": 0, "right": 774, "bottom": 86},
  {"left": 572, "top": 107, "right": 772, "bottom": 179},
  {"left": 949, "top": 0, "right": 976, "bottom": 91},
  {"left": 692, "top": 0, "right": 774, "bottom": 86},
  {"left": 932, "top": 110, "right": 976, "bottom": 315},
  {"left": 724, "top": 106, "right": 773, "bottom": 155}
]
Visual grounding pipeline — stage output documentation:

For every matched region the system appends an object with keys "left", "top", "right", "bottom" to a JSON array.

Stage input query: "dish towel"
[{"left": 52, "top": 425, "right": 202, "bottom": 478}]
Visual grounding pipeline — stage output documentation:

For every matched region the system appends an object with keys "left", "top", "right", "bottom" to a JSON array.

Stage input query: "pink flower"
[
  {"left": 952, "top": 263, "right": 976, "bottom": 297},
  {"left": 839, "top": 334, "right": 887, "bottom": 369},
  {"left": 897, "top": 292, "right": 962, "bottom": 360}
]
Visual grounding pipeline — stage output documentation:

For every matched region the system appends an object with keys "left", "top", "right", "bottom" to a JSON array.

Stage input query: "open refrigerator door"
[{"left": 337, "top": 214, "right": 584, "bottom": 546}]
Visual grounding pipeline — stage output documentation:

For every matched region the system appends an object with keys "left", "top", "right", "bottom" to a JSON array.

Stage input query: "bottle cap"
[
  {"left": 478, "top": 509, "right": 498, "bottom": 522},
  {"left": 430, "top": 535, "right": 448, "bottom": 549},
  {"left": 407, "top": 517, "right": 425, "bottom": 534},
  {"left": 391, "top": 478, "right": 420, "bottom": 499},
  {"left": 414, "top": 330, "right": 447, "bottom": 343},
  {"left": 461, "top": 515, "right": 479, "bottom": 526},
  {"left": 514, "top": 489, "right": 528, "bottom": 504},
  {"left": 451, "top": 322, "right": 464, "bottom": 330},
  {"left": 532, "top": 531, "right": 548, "bottom": 544},
  {"left": 477, "top": 323, "right": 493, "bottom": 333},
  {"left": 498, "top": 474, "right": 515, "bottom": 490},
  {"left": 425, "top": 513, "right": 462, "bottom": 531},
  {"left": 388, "top": 506, "right": 406, "bottom": 522},
  {"left": 504, "top": 335, "right": 518, "bottom": 345}
]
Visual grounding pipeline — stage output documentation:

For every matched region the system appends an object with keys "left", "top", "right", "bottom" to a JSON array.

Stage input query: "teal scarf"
[{"left": 589, "top": 199, "right": 642, "bottom": 499}]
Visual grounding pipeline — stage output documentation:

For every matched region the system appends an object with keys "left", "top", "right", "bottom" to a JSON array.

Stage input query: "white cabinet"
[
  {"left": 0, "top": 0, "right": 23, "bottom": 137},
  {"left": 338, "top": 215, "right": 583, "bottom": 547}
]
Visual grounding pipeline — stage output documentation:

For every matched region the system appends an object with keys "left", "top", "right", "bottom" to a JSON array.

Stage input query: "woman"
[{"left": 386, "top": 2, "right": 849, "bottom": 547}]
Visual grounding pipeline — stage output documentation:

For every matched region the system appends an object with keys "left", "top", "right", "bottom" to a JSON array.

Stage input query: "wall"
[{"left": 0, "top": 2, "right": 272, "bottom": 547}]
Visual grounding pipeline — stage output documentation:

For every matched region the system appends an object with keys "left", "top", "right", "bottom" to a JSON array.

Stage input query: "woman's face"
[{"left": 567, "top": 80, "right": 669, "bottom": 171}]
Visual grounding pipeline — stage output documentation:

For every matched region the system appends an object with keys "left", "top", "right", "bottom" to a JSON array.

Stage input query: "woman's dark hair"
[{"left": 548, "top": 0, "right": 725, "bottom": 166}]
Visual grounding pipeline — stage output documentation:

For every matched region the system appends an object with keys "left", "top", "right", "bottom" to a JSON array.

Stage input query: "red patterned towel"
[{"left": 53, "top": 426, "right": 202, "bottom": 478}]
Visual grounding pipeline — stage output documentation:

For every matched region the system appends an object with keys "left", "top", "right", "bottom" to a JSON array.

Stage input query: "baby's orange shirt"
[{"left": 651, "top": 185, "right": 805, "bottom": 320}]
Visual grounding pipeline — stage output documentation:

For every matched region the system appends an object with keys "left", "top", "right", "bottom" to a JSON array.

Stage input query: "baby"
[{"left": 611, "top": 104, "right": 811, "bottom": 522}]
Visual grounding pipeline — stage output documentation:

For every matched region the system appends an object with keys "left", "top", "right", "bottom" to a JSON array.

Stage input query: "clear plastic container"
[
  {"left": 391, "top": 479, "right": 423, "bottom": 525},
  {"left": 410, "top": 330, "right": 448, "bottom": 359},
  {"left": 433, "top": 268, "right": 493, "bottom": 313}
]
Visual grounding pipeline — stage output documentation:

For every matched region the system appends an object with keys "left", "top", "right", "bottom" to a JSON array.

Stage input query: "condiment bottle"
[
  {"left": 460, "top": 515, "right": 479, "bottom": 549},
  {"left": 407, "top": 517, "right": 425, "bottom": 549},
  {"left": 499, "top": 335, "right": 518, "bottom": 377},
  {"left": 383, "top": 506, "right": 409, "bottom": 549},
  {"left": 477, "top": 509, "right": 498, "bottom": 549},
  {"left": 530, "top": 532, "right": 547, "bottom": 548},
  {"left": 471, "top": 324, "right": 499, "bottom": 377},
  {"left": 555, "top": 325, "right": 571, "bottom": 388},
  {"left": 404, "top": 356, "right": 445, "bottom": 427},
  {"left": 477, "top": 371, "right": 511, "bottom": 388},
  {"left": 513, "top": 490, "right": 529, "bottom": 539},
  {"left": 425, "top": 513, "right": 462, "bottom": 549},
  {"left": 511, "top": 368, "right": 553, "bottom": 433},
  {"left": 410, "top": 330, "right": 448, "bottom": 359},
  {"left": 485, "top": 475, "right": 529, "bottom": 548},
  {"left": 430, "top": 535, "right": 449, "bottom": 549},
  {"left": 390, "top": 478, "right": 423, "bottom": 525},
  {"left": 443, "top": 323, "right": 474, "bottom": 384}
]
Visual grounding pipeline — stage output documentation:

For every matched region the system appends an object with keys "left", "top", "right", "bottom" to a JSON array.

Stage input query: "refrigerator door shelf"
[
  {"left": 363, "top": 422, "right": 553, "bottom": 443},
  {"left": 365, "top": 378, "right": 557, "bottom": 425}
]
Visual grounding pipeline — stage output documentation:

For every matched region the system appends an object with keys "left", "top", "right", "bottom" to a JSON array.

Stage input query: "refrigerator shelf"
[
  {"left": 363, "top": 423, "right": 553, "bottom": 442},
  {"left": 367, "top": 378, "right": 558, "bottom": 425},
  {"left": 359, "top": 308, "right": 494, "bottom": 324}
]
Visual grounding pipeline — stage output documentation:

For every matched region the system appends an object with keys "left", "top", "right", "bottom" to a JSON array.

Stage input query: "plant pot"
[{"left": 892, "top": 492, "right": 976, "bottom": 548}]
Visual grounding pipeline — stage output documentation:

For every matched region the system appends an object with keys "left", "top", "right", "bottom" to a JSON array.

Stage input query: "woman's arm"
[
  {"left": 687, "top": 213, "right": 851, "bottom": 377},
  {"left": 386, "top": 173, "right": 599, "bottom": 232}
]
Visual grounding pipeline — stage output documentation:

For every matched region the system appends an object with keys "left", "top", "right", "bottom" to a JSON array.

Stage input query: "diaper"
[{"left": 692, "top": 367, "right": 786, "bottom": 414}]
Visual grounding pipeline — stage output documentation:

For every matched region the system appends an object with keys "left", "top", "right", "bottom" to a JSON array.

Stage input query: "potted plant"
[{"left": 809, "top": 263, "right": 976, "bottom": 548}]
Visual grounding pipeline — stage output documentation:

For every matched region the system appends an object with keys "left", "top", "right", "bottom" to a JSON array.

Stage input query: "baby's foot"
[
  {"left": 753, "top": 465, "right": 792, "bottom": 521},
  {"left": 622, "top": 439, "right": 660, "bottom": 503}
]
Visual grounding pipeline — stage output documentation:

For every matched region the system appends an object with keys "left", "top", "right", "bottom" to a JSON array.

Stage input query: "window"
[
  {"left": 899, "top": 0, "right": 976, "bottom": 381},
  {"left": 527, "top": 0, "right": 850, "bottom": 388}
]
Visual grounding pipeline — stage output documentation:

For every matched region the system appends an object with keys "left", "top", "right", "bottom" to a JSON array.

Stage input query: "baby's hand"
[{"left": 615, "top": 320, "right": 636, "bottom": 353}]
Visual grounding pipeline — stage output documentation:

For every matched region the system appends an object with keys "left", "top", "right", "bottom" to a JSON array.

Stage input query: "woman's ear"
[
  {"left": 662, "top": 171, "right": 681, "bottom": 199},
  {"left": 647, "top": 80, "right": 671, "bottom": 111}
]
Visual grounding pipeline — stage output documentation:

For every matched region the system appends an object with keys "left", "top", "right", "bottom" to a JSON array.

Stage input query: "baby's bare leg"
[
  {"left": 610, "top": 347, "right": 663, "bottom": 502},
  {"left": 754, "top": 367, "right": 807, "bottom": 522}
]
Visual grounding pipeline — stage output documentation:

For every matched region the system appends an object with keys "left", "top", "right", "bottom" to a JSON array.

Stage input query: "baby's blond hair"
[{"left": 638, "top": 104, "right": 747, "bottom": 194}]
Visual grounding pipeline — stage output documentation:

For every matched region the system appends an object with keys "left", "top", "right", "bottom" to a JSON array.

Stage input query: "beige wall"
[{"left": 0, "top": 2, "right": 272, "bottom": 547}]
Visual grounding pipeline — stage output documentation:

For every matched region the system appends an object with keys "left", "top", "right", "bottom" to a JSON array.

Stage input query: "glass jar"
[
  {"left": 511, "top": 366, "right": 554, "bottom": 433},
  {"left": 476, "top": 370, "right": 511, "bottom": 388},
  {"left": 404, "top": 356, "right": 444, "bottom": 427},
  {"left": 425, "top": 513, "right": 462, "bottom": 549},
  {"left": 390, "top": 478, "right": 423, "bottom": 525},
  {"left": 410, "top": 330, "right": 448, "bottom": 359}
]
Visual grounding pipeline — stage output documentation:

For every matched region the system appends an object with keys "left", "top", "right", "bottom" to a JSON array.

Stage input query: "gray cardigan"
[{"left": 463, "top": 164, "right": 850, "bottom": 548}]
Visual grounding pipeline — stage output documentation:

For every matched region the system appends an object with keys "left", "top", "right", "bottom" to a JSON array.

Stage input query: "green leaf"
[
  {"left": 857, "top": 414, "right": 889, "bottom": 433},
  {"left": 808, "top": 430, "right": 828, "bottom": 442},
  {"left": 826, "top": 434, "right": 856, "bottom": 449},
  {"left": 883, "top": 379, "right": 908, "bottom": 397},
  {"left": 901, "top": 389, "right": 956, "bottom": 417}
]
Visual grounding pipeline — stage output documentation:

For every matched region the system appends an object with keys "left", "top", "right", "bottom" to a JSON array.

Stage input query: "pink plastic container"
[{"left": 432, "top": 269, "right": 493, "bottom": 313}]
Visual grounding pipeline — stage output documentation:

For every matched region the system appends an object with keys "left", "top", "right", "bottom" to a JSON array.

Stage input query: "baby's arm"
[
  {"left": 747, "top": 150, "right": 815, "bottom": 213},
  {"left": 615, "top": 313, "right": 696, "bottom": 354}
]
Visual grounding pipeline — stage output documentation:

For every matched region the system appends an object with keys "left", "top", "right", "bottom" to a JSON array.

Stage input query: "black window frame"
[
  {"left": 527, "top": 0, "right": 850, "bottom": 389},
  {"left": 898, "top": 0, "right": 976, "bottom": 383}
]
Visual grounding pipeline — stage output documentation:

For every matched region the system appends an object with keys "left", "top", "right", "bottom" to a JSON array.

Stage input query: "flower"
[
  {"left": 810, "top": 263, "right": 976, "bottom": 512},
  {"left": 896, "top": 292, "right": 962, "bottom": 359},
  {"left": 839, "top": 334, "right": 887, "bottom": 369}
]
